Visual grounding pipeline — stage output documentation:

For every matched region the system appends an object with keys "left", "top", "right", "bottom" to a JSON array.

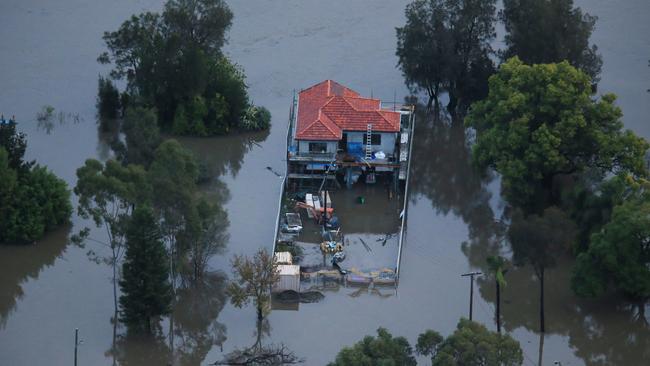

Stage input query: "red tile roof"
[{"left": 295, "top": 80, "right": 401, "bottom": 141}]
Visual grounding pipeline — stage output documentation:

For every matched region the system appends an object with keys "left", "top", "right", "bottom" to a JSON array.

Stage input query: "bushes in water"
[
  {"left": 97, "top": 0, "right": 271, "bottom": 137},
  {"left": 0, "top": 147, "right": 71, "bottom": 245},
  {"left": 241, "top": 105, "right": 271, "bottom": 131}
]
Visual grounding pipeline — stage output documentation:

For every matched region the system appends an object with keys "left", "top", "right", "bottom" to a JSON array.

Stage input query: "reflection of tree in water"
[
  {"left": 214, "top": 319, "right": 302, "bottom": 365},
  {"left": 92, "top": 118, "right": 270, "bottom": 365},
  {"left": 478, "top": 258, "right": 650, "bottom": 366},
  {"left": 110, "top": 330, "right": 171, "bottom": 366},
  {"left": 177, "top": 128, "right": 270, "bottom": 181},
  {"left": 0, "top": 225, "right": 70, "bottom": 328},
  {"left": 172, "top": 272, "right": 228, "bottom": 366},
  {"left": 408, "top": 107, "right": 503, "bottom": 265}
]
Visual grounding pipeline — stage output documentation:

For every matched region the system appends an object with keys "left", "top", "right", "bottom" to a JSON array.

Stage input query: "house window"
[
  {"left": 308, "top": 142, "right": 328, "bottom": 153},
  {"left": 362, "top": 133, "right": 382, "bottom": 145}
]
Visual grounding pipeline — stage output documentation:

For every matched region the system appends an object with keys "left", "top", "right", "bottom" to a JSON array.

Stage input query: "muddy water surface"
[{"left": 0, "top": 0, "right": 649, "bottom": 365}]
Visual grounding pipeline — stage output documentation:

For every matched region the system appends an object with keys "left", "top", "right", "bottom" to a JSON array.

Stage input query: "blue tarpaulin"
[{"left": 347, "top": 142, "right": 363, "bottom": 157}]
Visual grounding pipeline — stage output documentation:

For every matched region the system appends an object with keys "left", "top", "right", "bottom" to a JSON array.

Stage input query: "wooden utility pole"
[{"left": 461, "top": 271, "right": 482, "bottom": 321}]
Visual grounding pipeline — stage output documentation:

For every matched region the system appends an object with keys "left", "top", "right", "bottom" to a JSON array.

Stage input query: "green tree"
[
  {"left": 396, "top": 0, "right": 497, "bottom": 113},
  {"left": 572, "top": 192, "right": 650, "bottom": 302},
  {"left": 508, "top": 206, "right": 576, "bottom": 333},
  {"left": 416, "top": 319, "right": 523, "bottom": 365},
  {"left": 466, "top": 58, "right": 649, "bottom": 212},
  {"left": 119, "top": 205, "right": 172, "bottom": 333},
  {"left": 118, "top": 106, "right": 162, "bottom": 167},
  {"left": 0, "top": 147, "right": 71, "bottom": 245},
  {"left": 486, "top": 255, "right": 508, "bottom": 334},
  {"left": 501, "top": 0, "right": 602, "bottom": 81},
  {"left": 149, "top": 139, "right": 199, "bottom": 289},
  {"left": 98, "top": 0, "right": 268, "bottom": 136},
  {"left": 162, "top": 0, "right": 233, "bottom": 56},
  {"left": 75, "top": 159, "right": 150, "bottom": 314},
  {"left": 97, "top": 75, "right": 121, "bottom": 126},
  {"left": 0, "top": 119, "right": 31, "bottom": 171},
  {"left": 329, "top": 327, "right": 416, "bottom": 366},
  {"left": 177, "top": 198, "right": 228, "bottom": 282},
  {"left": 227, "top": 248, "right": 279, "bottom": 321}
]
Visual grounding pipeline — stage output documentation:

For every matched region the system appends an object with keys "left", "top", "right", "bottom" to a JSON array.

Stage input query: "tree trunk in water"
[
  {"left": 539, "top": 267, "right": 546, "bottom": 333},
  {"left": 496, "top": 281, "right": 501, "bottom": 334}
]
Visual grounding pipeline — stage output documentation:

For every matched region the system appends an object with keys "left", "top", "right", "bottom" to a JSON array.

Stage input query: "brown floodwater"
[{"left": 1, "top": 0, "right": 649, "bottom": 365}]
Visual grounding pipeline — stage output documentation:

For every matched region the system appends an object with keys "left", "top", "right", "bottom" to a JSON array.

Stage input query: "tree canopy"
[
  {"left": 119, "top": 205, "right": 172, "bottom": 333},
  {"left": 1, "top": 122, "right": 71, "bottom": 245},
  {"left": 572, "top": 183, "right": 650, "bottom": 301},
  {"left": 227, "top": 248, "right": 279, "bottom": 321},
  {"left": 417, "top": 319, "right": 523, "bottom": 365},
  {"left": 501, "top": 0, "right": 602, "bottom": 80},
  {"left": 466, "top": 58, "right": 648, "bottom": 212},
  {"left": 329, "top": 327, "right": 417, "bottom": 366},
  {"left": 396, "top": 0, "right": 497, "bottom": 114},
  {"left": 98, "top": 0, "right": 270, "bottom": 135}
]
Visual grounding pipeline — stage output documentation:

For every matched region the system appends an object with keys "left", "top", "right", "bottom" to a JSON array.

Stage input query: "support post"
[
  {"left": 461, "top": 272, "right": 482, "bottom": 321},
  {"left": 74, "top": 328, "right": 79, "bottom": 366}
]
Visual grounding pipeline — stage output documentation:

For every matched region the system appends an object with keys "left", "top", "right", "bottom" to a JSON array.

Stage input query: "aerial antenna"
[{"left": 370, "top": 88, "right": 373, "bottom": 99}]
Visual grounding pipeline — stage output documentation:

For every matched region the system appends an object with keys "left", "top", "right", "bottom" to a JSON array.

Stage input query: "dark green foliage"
[
  {"left": 97, "top": 75, "right": 121, "bottom": 123},
  {"left": 466, "top": 58, "right": 649, "bottom": 212},
  {"left": 396, "top": 0, "right": 497, "bottom": 113},
  {"left": 240, "top": 105, "right": 271, "bottom": 131},
  {"left": 0, "top": 127, "right": 71, "bottom": 245},
  {"left": 118, "top": 107, "right": 162, "bottom": 167},
  {"left": 99, "top": 0, "right": 270, "bottom": 135},
  {"left": 0, "top": 119, "right": 31, "bottom": 171},
  {"left": 149, "top": 139, "right": 199, "bottom": 213},
  {"left": 328, "top": 327, "right": 417, "bottom": 366},
  {"left": 561, "top": 175, "right": 630, "bottom": 253},
  {"left": 119, "top": 205, "right": 172, "bottom": 333},
  {"left": 177, "top": 198, "right": 228, "bottom": 282},
  {"left": 501, "top": 0, "right": 602, "bottom": 81},
  {"left": 417, "top": 319, "right": 523, "bottom": 365},
  {"left": 572, "top": 188, "right": 650, "bottom": 300}
]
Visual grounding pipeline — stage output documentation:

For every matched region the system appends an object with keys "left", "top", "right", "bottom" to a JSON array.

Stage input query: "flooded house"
[{"left": 272, "top": 80, "right": 415, "bottom": 305}]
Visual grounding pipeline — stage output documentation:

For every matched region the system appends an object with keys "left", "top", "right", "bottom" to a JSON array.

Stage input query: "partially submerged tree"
[
  {"left": 75, "top": 159, "right": 150, "bottom": 313},
  {"left": 329, "top": 327, "right": 417, "bottom": 366},
  {"left": 0, "top": 118, "right": 31, "bottom": 171},
  {"left": 572, "top": 187, "right": 650, "bottom": 304},
  {"left": 178, "top": 198, "right": 228, "bottom": 283},
  {"left": 98, "top": 0, "right": 269, "bottom": 135},
  {"left": 396, "top": 0, "right": 497, "bottom": 114},
  {"left": 508, "top": 207, "right": 576, "bottom": 332},
  {"left": 417, "top": 318, "right": 523, "bottom": 365},
  {"left": 227, "top": 248, "right": 279, "bottom": 321},
  {"left": 119, "top": 205, "right": 172, "bottom": 333},
  {"left": 1, "top": 122, "right": 71, "bottom": 245},
  {"left": 466, "top": 58, "right": 649, "bottom": 212},
  {"left": 501, "top": 0, "right": 602, "bottom": 81},
  {"left": 117, "top": 106, "right": 162, "bottom": 168}
]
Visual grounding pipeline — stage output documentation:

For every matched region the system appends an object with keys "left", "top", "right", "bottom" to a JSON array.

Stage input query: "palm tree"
[{"left": 487, "top": 255, "right": 508, "bottom": 333}]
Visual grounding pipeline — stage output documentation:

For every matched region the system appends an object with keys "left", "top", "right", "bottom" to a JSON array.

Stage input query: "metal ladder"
[{"left": 365, "top": 123, "right": 373, "bottom": 159}]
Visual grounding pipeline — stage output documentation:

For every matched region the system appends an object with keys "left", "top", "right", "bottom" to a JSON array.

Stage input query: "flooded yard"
[{"left": 0, "top": 0, "right": 649, "bottom": 365}]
